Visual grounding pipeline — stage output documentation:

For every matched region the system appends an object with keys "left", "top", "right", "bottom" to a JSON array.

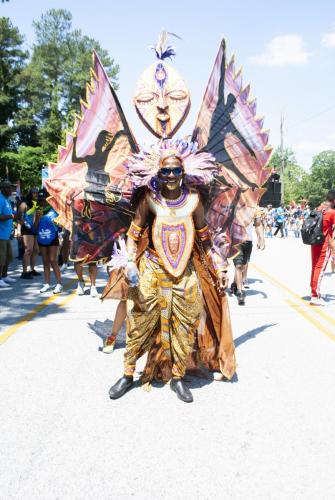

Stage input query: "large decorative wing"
[
  {"left": 46, "top": 51, "right": 137, "bottom": 262},
  {"left": 192, "top": 39, "right": 272, "bottom": 257}
]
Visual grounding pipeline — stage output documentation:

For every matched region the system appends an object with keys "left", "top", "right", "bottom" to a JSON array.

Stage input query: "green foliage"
[
  {"left": 0, "top": 9, "right": 119, "bottom": 187},
  {"left": 0, "top": 17, "right": 28, "bottom": 150},
  {"left": 307, "top": 151, "right": 335, "bottom": 206},
  {"left": 0, "top": 146, "right": 49, "bottom": 189},
  {"left": 269, "top": 147, "right": 310, "bottom": 204},
  {"left": 269, "top": 147, "right": 335, "bottom": 206},
  {"left": 26, "top": 9, "right": 119, "bottom": 155}
]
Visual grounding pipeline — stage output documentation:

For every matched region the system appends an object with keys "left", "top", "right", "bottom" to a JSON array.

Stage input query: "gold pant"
[{"left": 124, "top": 252, "right": 201, "bottom": 379}]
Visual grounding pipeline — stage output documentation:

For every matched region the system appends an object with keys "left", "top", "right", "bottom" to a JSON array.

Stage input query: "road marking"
[
  {"left": 0, "top": 279, "right": 77, "bottom": 346},
  {"left": 251, "top": 263, "right": 335, "bottom": 341},
  {"left": 251, "top": 263, "right": 335, "bottom": 327},
  {"left": 286, "top": 299, "right": 335, "bottom": 342}
]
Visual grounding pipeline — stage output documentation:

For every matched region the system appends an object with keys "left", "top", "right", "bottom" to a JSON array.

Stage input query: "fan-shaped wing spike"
[
  {"left": 80, "top": 98, "right": 89, "bottom": 112},
  {"left": 226, "top": 53, "right": 235, "bottom": 74},
  {"left": 260, "top": 130, "right": 270, "bottom": 144},
  {"left": 240, "top": 84, "right": 250, "bottom": 103},
  {"left": 248, "top": 98, "right": 257, "bottom": 116},
  {"left": 255, "top": 116, "right": 264, "bottom": 129},
  {"left": 234, "top": 67, "right": 243, "bottom": 90}
]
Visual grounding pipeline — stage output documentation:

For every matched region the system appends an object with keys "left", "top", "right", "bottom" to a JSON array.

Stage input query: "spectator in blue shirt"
[
  {"left": 0, "top": 180, "right": 17, "bottom": 287},
  {"left": 274, "top": 204, "right": 286, "bottom": 238}
]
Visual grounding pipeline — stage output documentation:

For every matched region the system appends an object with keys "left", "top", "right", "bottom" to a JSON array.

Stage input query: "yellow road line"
[
  {"left": 251, "top": 262, "right": 335, "bottom": 328},
  {"left": 0, "top": 279, "right": 77, "bottom": 346},
  {"left": 285, "top": 299, "right": 335, "bottom": 342}
]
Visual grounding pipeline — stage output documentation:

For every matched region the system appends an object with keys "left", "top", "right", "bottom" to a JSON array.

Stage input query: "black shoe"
[
  {"left": 109, "top": 376, "right": 133, "bottom": 399},
  {"left": 20, "top": 272, "right": 33, "bottom": 280},
  {"left": 170, "top": 378, "right": 193, "bottom": 403},
  {"left": 30, "top": 270, "right": 41, "bottom": 276},
  {"left": 237, "top": 291, "right": 245, "bottom": 306},
  {"left": 230, "top": 282, "right": 237, "bottom": 296}
]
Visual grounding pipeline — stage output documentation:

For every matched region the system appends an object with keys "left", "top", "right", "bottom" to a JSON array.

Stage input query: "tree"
[
  {"left": 0, "top": 146, "right": 49, "bottom": 189},
  {"left": 269, "top": 147, "right": 309, "bottom": 204},
  {"left": 25, "top": 9, "right": 119, "bottom": 153},
  {"left": 0, "top": 17, "right": 28, "bottom": 151},
  {"left": 307, "top": 151, "right": 335, "bottom": 206}
]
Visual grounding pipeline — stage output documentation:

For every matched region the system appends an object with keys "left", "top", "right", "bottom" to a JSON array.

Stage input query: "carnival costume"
[{"left": 45, "top": 32, "right": 272, "bottom": 400}]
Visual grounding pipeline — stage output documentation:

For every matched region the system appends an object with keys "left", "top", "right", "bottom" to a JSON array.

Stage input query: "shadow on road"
[
  {"left": 88, "top": 319, "right": 126, "bottom": 351},
  {"left": 234, "top": 323, "right": 277, "bottom": 348},
  {"left": 245, "top": 289, "right": 268, "bottom": 299}
]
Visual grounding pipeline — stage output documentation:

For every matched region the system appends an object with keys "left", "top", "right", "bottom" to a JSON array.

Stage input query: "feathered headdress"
[
  {"left": 126, "top": 139, "right": 218, "bottom": 191},
  {"left": 151, "top": 30, "right": 182, "bottom": 60}
]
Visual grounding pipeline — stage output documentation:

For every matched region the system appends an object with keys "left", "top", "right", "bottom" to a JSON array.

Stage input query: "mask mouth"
[{"left": 157, "top": 113, "right": 170, "bottom": 122}]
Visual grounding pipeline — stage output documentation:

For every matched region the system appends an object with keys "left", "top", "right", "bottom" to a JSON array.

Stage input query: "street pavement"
[{"left": 0, "top": 236, "right": 335, "bottom": 500}]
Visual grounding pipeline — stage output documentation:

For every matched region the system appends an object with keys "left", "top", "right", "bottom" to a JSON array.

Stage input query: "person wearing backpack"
[
  {"left": 307, "top": 190, "right": 335, "bottom": 305},
  {"left": 34, "top": 194, "right": 63, "bottom": 294}
]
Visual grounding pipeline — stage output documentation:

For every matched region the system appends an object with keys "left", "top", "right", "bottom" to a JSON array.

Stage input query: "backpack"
[{"left": 301, "top": 210, "right": 325, "bottom": 245}]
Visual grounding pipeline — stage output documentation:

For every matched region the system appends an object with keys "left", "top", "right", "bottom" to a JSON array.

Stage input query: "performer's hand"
[
  {"left": 217, "top": 271, "right": 228, "bottom": 295},
  {"left": 125, "top": 261, "right": 139, "bottom": 287},
  {"left": 257, "top": 239, "right": 265, "bottom": 250}
]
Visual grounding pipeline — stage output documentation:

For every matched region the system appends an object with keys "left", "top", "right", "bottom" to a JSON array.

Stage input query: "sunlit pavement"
[{"left": 1, "top": 237, "right": 335, "bottom": 499}]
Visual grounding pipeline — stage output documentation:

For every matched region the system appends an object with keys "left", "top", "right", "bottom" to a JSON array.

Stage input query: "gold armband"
[
  {"left": 127, "top": 222, "right": 145, "bottom": 242},
  {"left": 196, "top": 225, "right": 211, "bottom": 242}
]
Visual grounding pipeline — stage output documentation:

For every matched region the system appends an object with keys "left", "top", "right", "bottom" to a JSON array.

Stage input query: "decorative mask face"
[{"left": 134, "top": 62, "right": 190, "bottom": 139}]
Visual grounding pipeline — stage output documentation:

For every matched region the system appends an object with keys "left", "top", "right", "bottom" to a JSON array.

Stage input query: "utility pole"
[{"left": 280, "top": 115, "right": 285, "bottom": 204}]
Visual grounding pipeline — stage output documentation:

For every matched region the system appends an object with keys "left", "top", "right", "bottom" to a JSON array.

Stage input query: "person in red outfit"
[{"left": 310, "top": 190, "right": 335, "bottom": 305}]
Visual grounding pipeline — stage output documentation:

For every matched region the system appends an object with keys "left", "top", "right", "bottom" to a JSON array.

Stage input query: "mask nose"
[{"left": 157, "top": 94, "right": 168, "bottom": 113}]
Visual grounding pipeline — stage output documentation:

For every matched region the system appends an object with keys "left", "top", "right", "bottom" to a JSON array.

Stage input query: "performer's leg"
[
  {"left": 74, "top": 262, "right": 85, "bottom": 295},
  {"left": 124, "top": 296, "right": 160, "bottom": 376},
  {"left": 103, "top": 300, "right": 127, "bottom": 354},
  {"left": 89, "top": 263, "right": 97, "bottom": 286},
  {"left": 169, "top": 268, "right": 201, "bottom": 403},
  {"left": 109, "top": 256, "right": 160, "bottom": 399},
  {"left": 310, "top": 244, "right": 331, "bottom": 300}
]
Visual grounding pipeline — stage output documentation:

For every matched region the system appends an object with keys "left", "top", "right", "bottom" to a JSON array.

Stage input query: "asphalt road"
[{"left": 1, "top": 237, "right": 335, "bottom": 500}]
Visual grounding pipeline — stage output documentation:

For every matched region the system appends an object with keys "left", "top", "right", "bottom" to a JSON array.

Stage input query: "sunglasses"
[{"left": 160, "top": 167, "right": 183, "bottom": 177}]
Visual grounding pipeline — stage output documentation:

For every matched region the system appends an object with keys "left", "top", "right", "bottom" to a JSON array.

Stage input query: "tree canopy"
[{"left": 0, "top": 9, "right": 119, "bottom": 190}]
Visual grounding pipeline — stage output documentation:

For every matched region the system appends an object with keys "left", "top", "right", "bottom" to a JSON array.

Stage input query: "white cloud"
[
  {"left": 249, "top": 35, "right": 311, "bottom": 67},
  {"left": 322, "top": 31, "right": 335, "bottom": 48}
]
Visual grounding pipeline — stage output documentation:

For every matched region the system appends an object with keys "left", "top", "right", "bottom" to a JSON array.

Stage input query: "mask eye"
[
  {"left": 136, "top": 92, "right": 157, "bottom": 104},
  {"left": 167, "top": 90, "right": 188, "bottom": 101}
]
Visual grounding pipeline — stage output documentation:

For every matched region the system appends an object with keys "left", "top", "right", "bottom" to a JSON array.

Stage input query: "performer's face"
[
  {"left": 134, "top": 62, "right": 190, "bottom": 138},
  {"left": 159, "top": 157, "right": 183, "bottom": 191}
]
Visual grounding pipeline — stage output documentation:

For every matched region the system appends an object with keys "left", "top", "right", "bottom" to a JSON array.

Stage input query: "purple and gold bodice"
[{"left": 147, "top": 187, "right": 199, "bottom": 277}]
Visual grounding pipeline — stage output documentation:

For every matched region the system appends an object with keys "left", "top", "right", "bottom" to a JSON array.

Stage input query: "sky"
[{"left": 2, "top": 0, "right": 335, "bottom": 170}]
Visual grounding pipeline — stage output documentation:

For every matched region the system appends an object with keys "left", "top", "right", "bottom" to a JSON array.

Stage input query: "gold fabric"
[{"left": 124, "top": 251, "right": 201, "bottom": 378}]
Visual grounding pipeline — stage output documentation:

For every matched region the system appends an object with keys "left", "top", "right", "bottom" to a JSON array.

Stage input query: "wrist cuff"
[{"left": 127, "top": 222, "right": 145, "bottom": 242}]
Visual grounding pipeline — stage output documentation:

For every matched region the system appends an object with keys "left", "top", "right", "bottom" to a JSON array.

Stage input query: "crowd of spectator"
[
  {"left": 0, "top": 180, "right": 99, "bottom": 295},
  {"left": 262, "top": 203, "right": 311, "bottom": 239}
]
